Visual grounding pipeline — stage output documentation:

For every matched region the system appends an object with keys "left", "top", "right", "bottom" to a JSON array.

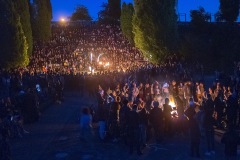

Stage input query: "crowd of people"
[
  {"left": 30, "top": 22, "right": 144, "bottom": 74},
  {"left": 81, "top": 63, "right": 240, "bottom": 157},
  {"left": 0, "top": 22, "right": 240, "bottom": 159}
]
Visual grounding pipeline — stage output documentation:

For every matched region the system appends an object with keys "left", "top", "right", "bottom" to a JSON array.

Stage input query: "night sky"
[{"left": 51, "top": 0, "right": 219, "bottom": 21}]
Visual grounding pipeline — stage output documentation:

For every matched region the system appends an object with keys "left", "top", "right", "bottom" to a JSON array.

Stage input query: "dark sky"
[{"left": 51, "top": 0, "right": 220, "bottom": 21}]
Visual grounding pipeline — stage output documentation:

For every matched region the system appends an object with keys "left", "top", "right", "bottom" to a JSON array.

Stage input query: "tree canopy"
[
  {"left": 70, "top": 5, "right": 92, "bottom": 21},
  {"left": 0, "top": 0, "right": 29, "bottom": 68},
  {"left": 120, "top": 2, "right": 134, "bottom": 44},
  {"left": 98, "top": 0, "right": 121, "bottom": 23},
  {"left": 108, "top": 0, "right": 121, "bottom": 20},
  {"left": 14, "top": 0, "right": 33, "bottom": 57},
  {"left": 133, "top": 0, "right": 178, "bottom": 63},
  {"left": 31, "top": 0, "right": 52, "bottom": 42},
  {"left": 190, "top": 7, "right": 211, "bottom": 32},
  {"left": 219, "top": 0, "right": 239, "bottom": 23},
  {"left": 190, "top": 7, "right": 211, "bottom": 24}
]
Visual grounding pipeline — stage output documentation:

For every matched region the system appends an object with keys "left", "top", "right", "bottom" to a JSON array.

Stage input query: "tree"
[
  {"left": 133, "top": 0, "right": 178, "bottom": 63},
  {"left": 190, "top": 7, "right": 211, "bottom": 32},
  {"left": 0, "top": 0, "right": 29, "bottom": 68},
  {"left": 219, "top": 0, "right": 239, "bottom": 23},
  {"left": 108, "top": 0, "right": 121, "bottom": 20},
  {"left": 46, "top": 0, "right": 52, "bottom": 19},
  {"left": 214, "top": 11, "right": 224, "bottom": 22},
  {"left": 14, "top": 0, "right": 33, "bottom": 57},
  {"left": 98, "top": 3, "right": 109, "bottom": 21},
  {"left": 31, "top": 0, "right": 52, "bottom": 42},
  {"left": 120, "top": 3, "right": 134, "bottom": 44},
  {"left": 190, "top": 7, "right": 211, "bottom": 24},
  {"left": 70, "top": 5, "right": 92, "bottom": 21},
  {"left": 98, "top": 2, "right": 119, "bottom": 24}
]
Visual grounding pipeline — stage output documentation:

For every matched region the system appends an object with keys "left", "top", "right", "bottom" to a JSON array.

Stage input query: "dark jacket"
[
  {"left": 189, "top": 118, "right": 201, "bottom": 142},
  {"left": 139, "top": 108, "right": 149, "bottom": 126},
  {"left": 221, "top": 129, "right": 240, "bottom": 156},
  {"left": 203, "top": 99, "right": 215, "bottom": 130},
  {"left": 163, "top": 104, "right": 172, "bottom": 121},
  {"left": 127, "top": 110, "right": 140, "bottom": 129},
  {"left": 149, "top": 107, "right": 163, "bottom": 127}
]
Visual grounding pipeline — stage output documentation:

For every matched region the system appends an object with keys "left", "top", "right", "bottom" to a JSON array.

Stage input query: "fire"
[{"left": 169, "top": 101, "right": 176, "bottom": 108}]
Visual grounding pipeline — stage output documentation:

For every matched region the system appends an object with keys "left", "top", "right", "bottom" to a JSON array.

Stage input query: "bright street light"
[{"left": 60, "top": 18, "right": 65, "bottom": 22}]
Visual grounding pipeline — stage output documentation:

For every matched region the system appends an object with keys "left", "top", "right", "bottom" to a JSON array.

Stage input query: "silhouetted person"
[
  {"left": 163, "top": 98, "right": 172, "bottom": 137},
  {"left": 189, "top": 117, "right": 201, "bottom": 158},
  {"left": 185, "top": 98, "right": 200, "bottom": 158},
  {"left": 203, "top": 94, "right": 215, "bottom": 155},
  {"left": 214, "top": 94, "right": 224, "bottom": 129},
  {"left": 226, "top": 89, "right": 238, "bottom": 127},
  {"left": 127, "top": 104, "right": 142, "bottom": 155},
  {"left": 221, "top": 125, "right": 240, "bottom": 159},
  {"left": 149, "top": 101, "right": 163, "bottom": 143},
  {"left": 139, "top": 107, "right": 149, "bottom": 148},
  {"left": 176, "top": 96, "right": 184, "bottom": 117}
]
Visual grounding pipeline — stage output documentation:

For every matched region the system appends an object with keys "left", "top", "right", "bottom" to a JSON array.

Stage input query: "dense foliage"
[
  {"left": 179, "top": 7, "right": 240, "bottom": 71},
  {"left": 108, "top": 0, "right": 121, "bottom": 20},
  {"left": 120, "top": 2, "right": 134, "bottom": 44},
  {"left": 14, "top": 0, "right": 33, "bottom": 57},
  {"left": 219, "top": 0, "right": 239, "bottom": 23},
  {"left": 132, "top": 0, "right": 178, "bottom": 63},
  {"left": 98, "top": 0, "right": 121, "bottom": 23},
  {"left": 190, "top": 7, "right": 211, "bottom": 26},
  {"left": 0, "top": 0, "right": 29, "bottom": 68},
  {"left": 31, "top": 0, "right": 52, "bottom": 42},
  {"left": 70, "top": 5, "right": 92, "bottom": 21}
]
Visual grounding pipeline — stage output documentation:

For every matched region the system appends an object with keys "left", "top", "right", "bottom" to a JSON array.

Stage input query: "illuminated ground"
[{"left": 10, "top": 92, "right": 238, "bottom": 160}]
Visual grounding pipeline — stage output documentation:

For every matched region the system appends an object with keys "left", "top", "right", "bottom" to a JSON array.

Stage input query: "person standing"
[
  {"left": 139, "top": 107, "right": 149, "bottom": 148},
  {"left": 97, "top": 103, "right": 107, "bottom": 141},
  {"left": 163, "top": 98, "right": 173, "bottom": 137},
  {"left": 185, "top": 99, "right": 201, "bottom": 158},
  {"left": 127, "top": 104, "right": 142, "bottom": 155},
  {"left": 189, "top": 117, "right": 201, "bottom": 158},
  {"left": 109, "top": 96, "right": 121, "bottom": 142},
  {"left": 226, "top": 88, "right": 238, "bottom": 127},
  {"left": 203, "top": 94, "right": 215, "bottom": 156},
  {"left": 80, "top": 107, "right": 93, "bottom": 143},
  {"left": 221, "top": 125, "right": 240, "bottom": 159},
  {"left": 214, "top": 94, "right": 224, "bottom": 129},
  {"left": 149, "top": 101, "right": 163, "bottom": 143}
]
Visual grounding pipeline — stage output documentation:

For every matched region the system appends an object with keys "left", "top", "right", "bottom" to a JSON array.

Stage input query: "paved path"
[{"left": 10, "top": 92, "right": 239, "bottom": 160}]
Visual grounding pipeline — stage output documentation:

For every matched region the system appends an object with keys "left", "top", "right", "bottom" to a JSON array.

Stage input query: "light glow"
[
  {"left": 169, "top": 101, "right": 176, "bottom": 108},
  {"left": 60, "top": 18, "right": 65, "bottom": 22},
  {"left": 97, "top": 53, "right": 104, "bottom": 62},
  {"left": 90, "top": 53, "right": 93, "bottom": 63}
]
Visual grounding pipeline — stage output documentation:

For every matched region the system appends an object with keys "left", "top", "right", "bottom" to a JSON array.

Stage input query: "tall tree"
[
  {"left": 31, "top": 0, "right": 52, "bottom": 42},
  {"left": 120, "top": 3, "right": 134, "bottom": 44},
  {"left": 46, "top": 0, "right": 52, "bottom": 19},
  {"left": 14, "top": 0, "right": 33, "bottom": 57},
  {"left": 219, "top": 0, "right": 239, "bottom": 23},
  {"left": 0, "top": 0, "right": 29, "bottom": 68},
  {"left": 108, "top": 0, "right": 121, "bottom": 20},
  {"left": 133, "top": 0, "right": 178, "bottom": 63},
  {"left": 70, "top": 5, "right": 92, "bottom": 21},
  {"left": 214, "top": 11, "right": 225, "bottom": 22},
  {"left": 98, "top": 3, "right": 109, "bottom": 21}
]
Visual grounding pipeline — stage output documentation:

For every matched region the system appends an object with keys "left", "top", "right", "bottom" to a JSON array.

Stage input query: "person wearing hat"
[{"left": 149, "top": 101, "right": 163, "bottom": 143}]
